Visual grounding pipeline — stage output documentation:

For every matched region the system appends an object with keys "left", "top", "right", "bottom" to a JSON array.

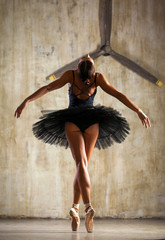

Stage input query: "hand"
[
  {"left": 137, "top": 109, "right": 151, "bottom": 128},
  {"left": 14, "top": 100, "right": 27, "bottom": 118}
]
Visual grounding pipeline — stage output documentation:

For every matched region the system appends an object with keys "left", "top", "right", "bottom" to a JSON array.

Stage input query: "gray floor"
[{"left": 0, "top": 218, "right": 165, "bottom": 240}]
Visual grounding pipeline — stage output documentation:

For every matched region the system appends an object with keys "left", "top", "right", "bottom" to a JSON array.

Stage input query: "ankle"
[
  {"left": 72, "top": 203, "right": 80, "bottom": 212},
  {"left": 84, "top": 202, "right": 92, "bottom": 212}
]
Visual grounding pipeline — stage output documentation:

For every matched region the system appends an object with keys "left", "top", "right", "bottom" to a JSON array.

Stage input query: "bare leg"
[
  {"left": 65, "top": 122, "right": 97, "bottom": 203},
  {"left": 72, "top": 123, "right": 99, "bottom": 204},
  {"left": 65, "top": 122, "right": 99, "bottom": 233}
]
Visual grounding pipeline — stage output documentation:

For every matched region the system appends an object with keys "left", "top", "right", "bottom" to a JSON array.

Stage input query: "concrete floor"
[{"left": 0, "top": 218, "right": 165, "bottom": 240}]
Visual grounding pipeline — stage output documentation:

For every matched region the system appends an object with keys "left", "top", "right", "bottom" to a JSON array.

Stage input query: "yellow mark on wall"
[
  {"left": 156, "top": 80, "right": 163, "bottom": 87},
  {"left": 49, "top": 75, "right": 56, "bottom": 80}
]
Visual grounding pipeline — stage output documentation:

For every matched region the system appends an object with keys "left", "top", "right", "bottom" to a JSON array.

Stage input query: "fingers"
[
  {"left": 14, "top": 110, "right": 18, "bottom": 118},
  {"left": 138, "top": 110, "right": 151, "bottom": 128},
  {"left": 147, "top": 117, "right": 151, "bottom": 128},
  {"left": 142, "top": 119, "right": 147, "bottom": 128},
  {"left": 14, "top": 109, "right": 21, "bottom": 118},
  {"left": 14, "top": 111, "right": 18, "bottom": 118},
  {"left": 16, "top": 113, "right": 20, "bottom": 118},
  {"left": 142, "top": 116, "right": 151, "bottom": 128},
  {"left": 144, "top": 119, "right": 148, "bottom": 128}
]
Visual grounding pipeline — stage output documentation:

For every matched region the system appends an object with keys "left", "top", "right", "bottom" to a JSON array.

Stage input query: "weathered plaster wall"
[{"left": 0, "top": 0, "right": 165, "bottom": 218}]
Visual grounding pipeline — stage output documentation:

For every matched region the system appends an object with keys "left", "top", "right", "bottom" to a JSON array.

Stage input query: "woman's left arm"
[{"left": 97, "top": 73, "right": 151, "bottom": 128}]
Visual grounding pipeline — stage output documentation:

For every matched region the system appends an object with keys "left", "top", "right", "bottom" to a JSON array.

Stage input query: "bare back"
[{"left": 70, "top": 70, "right": 97, "bottom": 101}]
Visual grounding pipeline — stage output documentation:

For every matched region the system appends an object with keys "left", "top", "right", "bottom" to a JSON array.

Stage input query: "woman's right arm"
[{"left": 14, "top": 70, "right": 72, "bottom": 118}]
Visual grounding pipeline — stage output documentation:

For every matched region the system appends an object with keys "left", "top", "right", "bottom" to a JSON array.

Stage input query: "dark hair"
[{"left": 78, "top": 60, "right": 95, "bottom": 83}]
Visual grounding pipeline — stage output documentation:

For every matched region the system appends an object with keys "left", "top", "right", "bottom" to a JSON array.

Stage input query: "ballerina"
[{"left": 15, "top": 54, "right": 151, "bottom": 233}]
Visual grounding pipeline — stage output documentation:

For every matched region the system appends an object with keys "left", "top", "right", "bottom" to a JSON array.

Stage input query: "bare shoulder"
[
  {"left": 95, "top": 72, "right": 119, "bottom": 96},
  {"left": 95, "top": 72, "right": 108, "bottom": 86},
  {"left": 60, "top": 70, "right": 73, "bottom": 84},
  {"left": 47, "top": 70, "right": 73, "bottom": 91}
]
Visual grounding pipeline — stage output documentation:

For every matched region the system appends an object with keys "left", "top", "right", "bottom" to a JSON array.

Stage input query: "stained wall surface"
[{"left": 0, "top": 0, "right": 165, "bottom": 218}]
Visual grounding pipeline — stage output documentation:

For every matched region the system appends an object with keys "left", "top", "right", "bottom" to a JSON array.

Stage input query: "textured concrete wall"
[{"left": 0, "top": 0, "right": 165, "bottom": 218}]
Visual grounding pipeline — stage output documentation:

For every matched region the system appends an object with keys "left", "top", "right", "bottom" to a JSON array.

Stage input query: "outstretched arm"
[
  {"left": 97, "top": 73, "right": 151, "bottom": 128},
  {"left": 14, "top": 70, "right": 72, "bottom": 118}
]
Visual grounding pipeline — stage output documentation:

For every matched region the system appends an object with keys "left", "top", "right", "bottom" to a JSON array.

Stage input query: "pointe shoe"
[
  {"left": 69, "top": 207, "right": 80, "bottom": 231},
  {"left": 85, "top": 207, "right": 95, "bottom": 233}
]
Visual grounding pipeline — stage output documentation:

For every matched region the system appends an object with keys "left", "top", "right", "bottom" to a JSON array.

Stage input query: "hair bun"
[{"left": 84, "top": 79, "right": 90, "bottom": 85}]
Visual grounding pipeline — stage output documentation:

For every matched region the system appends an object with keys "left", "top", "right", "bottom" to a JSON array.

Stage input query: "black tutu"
[{"left": 32, "top": 105, "right": 130, "bottom": 150}]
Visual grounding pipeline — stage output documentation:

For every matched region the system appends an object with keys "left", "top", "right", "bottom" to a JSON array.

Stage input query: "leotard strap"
[{"left": 72, "top": 71, "right": 97, "bottom": 97}]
